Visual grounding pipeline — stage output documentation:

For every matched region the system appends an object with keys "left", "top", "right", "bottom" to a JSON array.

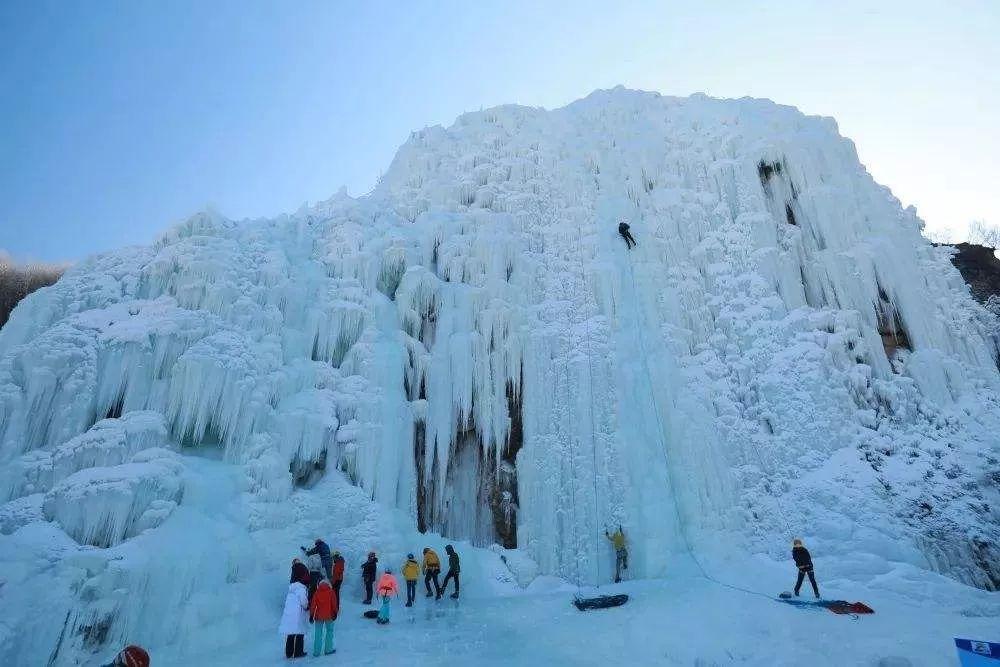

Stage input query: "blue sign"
[{"left": 956, "top": 638, "right": 1000, "bottom": 666}]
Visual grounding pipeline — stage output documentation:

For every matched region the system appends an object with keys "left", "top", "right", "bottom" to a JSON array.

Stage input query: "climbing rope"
[
  {"left": 571, "top": 215, "right": 604, "bottom": 586},
  {"left": 743, "top": 423, "right": 796, "bottom": 542},
  {"left": 624, "top": 256, "right": 776, "bottom": 602}
]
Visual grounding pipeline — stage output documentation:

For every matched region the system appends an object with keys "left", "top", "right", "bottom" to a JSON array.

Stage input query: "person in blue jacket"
[{"left": 302, "top": 538, "right": 333, "bottom": 581}]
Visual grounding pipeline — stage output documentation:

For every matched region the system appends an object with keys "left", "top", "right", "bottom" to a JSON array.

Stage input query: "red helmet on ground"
[{"left": 115, "top": 645, "right": 150, "bottom": 667}]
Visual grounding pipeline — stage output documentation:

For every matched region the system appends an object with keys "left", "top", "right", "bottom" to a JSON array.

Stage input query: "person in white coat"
[{"left": 280, "top": 579, "right": 310, "bottom": 658}]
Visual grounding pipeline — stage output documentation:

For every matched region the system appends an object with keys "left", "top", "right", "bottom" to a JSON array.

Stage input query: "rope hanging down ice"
[
  {"left": 624, "top": 255, "right": 773, "bottom": 602},
  {"left": 573, "top": 216, "right": 603, "bottom": 586}
]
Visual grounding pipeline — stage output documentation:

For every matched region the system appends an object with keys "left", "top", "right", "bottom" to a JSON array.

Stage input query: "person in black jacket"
[
  {"left": 361, "top": 551, "right": 378, "bottom": 604},
  {"left": 438, "top": 544, "right": 460, "bottom": 600},
  {"left": 290, "top": 558, "right": 310, "bottom": 586},
  {"left": 618, "top": 221, "right": 637, "bottom": 249},
  {"left": 792, "top": 538, "right": 820, "bottom": 598}
]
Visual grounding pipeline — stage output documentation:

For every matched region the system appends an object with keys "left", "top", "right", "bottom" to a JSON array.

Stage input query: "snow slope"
[{"left": 0, "top": 87, "right": 998, "bottom": 665}]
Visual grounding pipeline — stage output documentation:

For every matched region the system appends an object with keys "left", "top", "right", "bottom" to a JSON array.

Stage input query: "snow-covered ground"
[
  {"left": 0, "top": 87, "right": 998, "bottom": 665},
  {"left": 225, "top": 559, "right": 999, "bottom": 667},
  {"left": 7, "top": 453, "right": 994, "bottom": 666}
]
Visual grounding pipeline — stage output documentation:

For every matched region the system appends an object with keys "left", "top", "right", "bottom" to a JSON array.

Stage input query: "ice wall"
[
  {"left": 377, "top": 88, "right": 1000, "bottom": 586},
  {"left": 1, "top": 85, "right": 999, "bottom": 663}
]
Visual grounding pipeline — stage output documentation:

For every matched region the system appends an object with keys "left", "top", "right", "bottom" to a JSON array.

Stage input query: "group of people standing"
[
  {"left": 281, "top": 539, "right": 343, "bottom": 659},
  {"left": 280, "top": 538, "right": 462, "bottom": 659}
]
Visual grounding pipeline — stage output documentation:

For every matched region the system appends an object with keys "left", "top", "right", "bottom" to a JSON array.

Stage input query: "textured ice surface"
[
  {"left": 0, "top": 88, "right": 998, "bottom": 664},
  {"left": 42, "top": 448, "right": 183, "bottom": 547}
]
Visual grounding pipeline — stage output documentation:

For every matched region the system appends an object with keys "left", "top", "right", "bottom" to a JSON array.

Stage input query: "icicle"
[
  {"left": 1, "top": 89, "right": 998, "bottom": 619},
  {"left": 41, "top": 448, "right": 183, "bottom": 548}
]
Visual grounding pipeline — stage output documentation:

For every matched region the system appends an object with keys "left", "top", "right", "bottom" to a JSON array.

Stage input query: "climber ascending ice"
[
  {"left": 618, "top": 221, "right": 637, "bottom": 249},
  {"left": 605, "top": 525, "right": 629, "bottom": 583}
]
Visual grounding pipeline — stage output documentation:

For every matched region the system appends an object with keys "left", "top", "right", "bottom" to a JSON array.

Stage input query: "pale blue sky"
[{"left": 1, "top": 0, "right": 997, "bottom": 262}]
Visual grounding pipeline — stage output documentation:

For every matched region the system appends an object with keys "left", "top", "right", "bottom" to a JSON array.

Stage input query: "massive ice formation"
[{"left": 1, "top": 88, "right": 999, "bottom": 663}]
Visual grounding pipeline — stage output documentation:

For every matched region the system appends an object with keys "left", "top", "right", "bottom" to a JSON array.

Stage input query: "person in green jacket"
[
  {"left": 606, "top": 525, "right": 628, "bottom": 583},
  {"left": 438, "top": 544, "right": 460, "bottom": 599}
]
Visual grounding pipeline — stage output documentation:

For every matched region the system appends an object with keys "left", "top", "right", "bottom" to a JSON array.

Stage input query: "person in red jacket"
[
  {"left": 309, "top": 580, "right": 339, "bottom": 656},
  {"left": 331, "top": 551, "right": 345, "bottom": 600},
  {"left": 102, "top": 645, "right": 149, "bottom": 667}
]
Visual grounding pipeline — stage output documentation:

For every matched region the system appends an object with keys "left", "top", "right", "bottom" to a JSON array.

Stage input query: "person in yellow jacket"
[
  {"left": 605, "top": 525, "right": 628, "bottom": 583},
  {"left": 422, "top": 547, "right": 442, "bottom": 598},
  {"left": 402, "top": 553, "right": 420, "bottom": 607}
]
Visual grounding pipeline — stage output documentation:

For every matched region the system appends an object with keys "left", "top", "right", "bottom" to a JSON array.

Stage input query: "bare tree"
[
  {"left": 0, "top": 256, "right": 66, "bottom": 329},
  {"left": 923, "top": 225, "right": 957, "bottom": 244},
  {"left": 966, "top": 220, "right": 1000, "bottom": 249}
]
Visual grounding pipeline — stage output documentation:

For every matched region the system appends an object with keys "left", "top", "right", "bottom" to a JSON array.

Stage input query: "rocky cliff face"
[{"left": 947, "top": 243, "right": 1000, "bottom": 304}]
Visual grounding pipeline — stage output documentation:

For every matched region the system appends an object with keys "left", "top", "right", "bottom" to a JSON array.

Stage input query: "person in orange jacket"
[
  {"left": 309, "top": 579, "right": 339, "bottom": 656},
  {"left": 376, "top": 568, "right": 399, "bottom": 624}
]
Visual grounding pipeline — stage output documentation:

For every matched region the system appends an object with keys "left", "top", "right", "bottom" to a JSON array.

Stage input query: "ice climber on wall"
[
  {"left": 618, "top": 220, "right": 637, "bottom": 248},
  {"left": 606, "top": 525, "right": 628, "bottom": 583}
]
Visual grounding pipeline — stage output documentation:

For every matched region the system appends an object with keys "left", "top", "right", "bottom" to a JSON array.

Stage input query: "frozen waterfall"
[{"left": 1, "top": 88, "right": 998, "bottom": 664}]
